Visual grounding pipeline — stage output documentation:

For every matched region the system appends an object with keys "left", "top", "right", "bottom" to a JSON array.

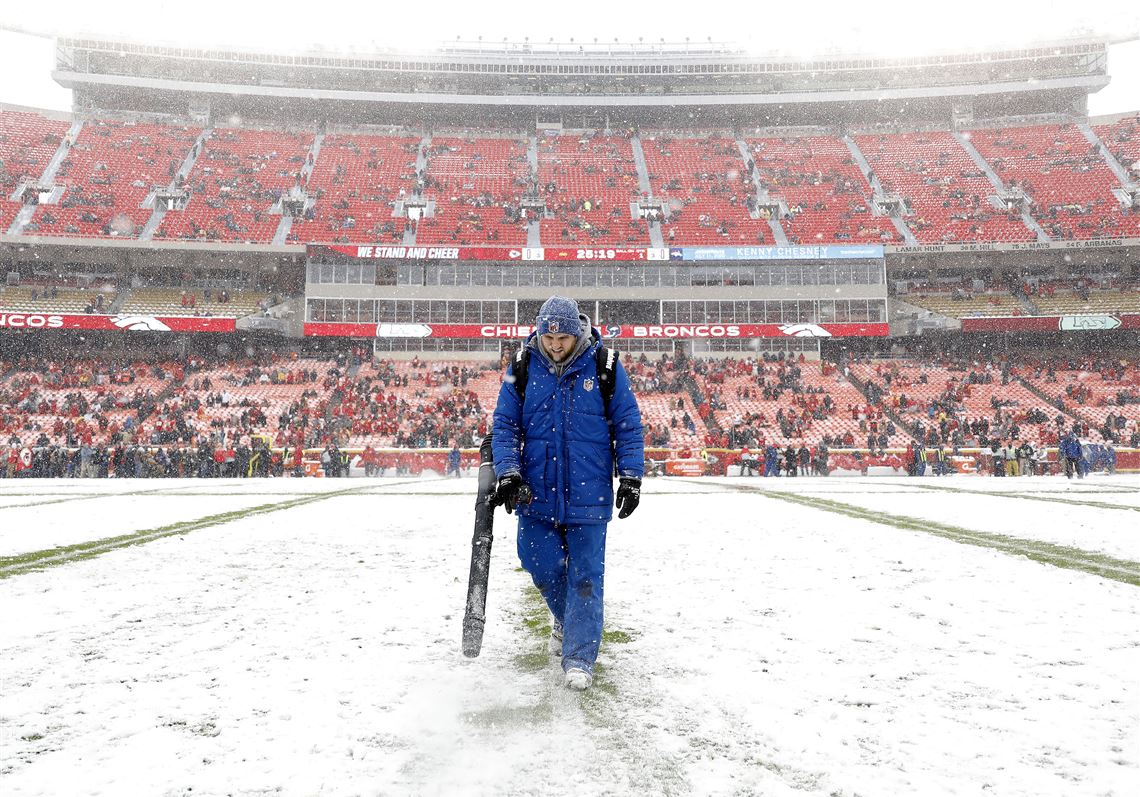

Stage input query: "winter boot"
[{"left": 564, "top": 667, "right": 593, "bottom": 691}]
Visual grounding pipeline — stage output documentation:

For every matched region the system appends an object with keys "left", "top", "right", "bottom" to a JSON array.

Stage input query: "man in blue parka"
[
  {"left": 492, "top": 296, "right": 644, "bottom": 691},
  {"left": 1060, "top": 432, "right": 1083, "bottom": 479},
  {"left": 447, "top": 442, "right": 462, "bottom": 478}
]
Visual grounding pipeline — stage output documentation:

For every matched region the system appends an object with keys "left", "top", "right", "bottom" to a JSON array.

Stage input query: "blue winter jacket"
[
  {"left": 492, "top": 329, "right": 644, "bottom": 525},
  {"left": 1060, "top": 436, "right": 1082, "bottom": 459}
]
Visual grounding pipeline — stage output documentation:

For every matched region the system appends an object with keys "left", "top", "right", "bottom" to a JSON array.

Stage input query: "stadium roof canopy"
[{"left": 51, "top": 33, "right": 1117, "bottom": 127}]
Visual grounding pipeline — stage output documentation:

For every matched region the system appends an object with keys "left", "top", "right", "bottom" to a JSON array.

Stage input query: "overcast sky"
[{"left": 0, "top": 0, "right": 1137, "bottom": 115}]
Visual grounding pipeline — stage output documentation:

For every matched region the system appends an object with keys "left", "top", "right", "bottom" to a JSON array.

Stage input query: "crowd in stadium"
[{"left": 2, "top": 342, "right": 1134, "bottom": 478}]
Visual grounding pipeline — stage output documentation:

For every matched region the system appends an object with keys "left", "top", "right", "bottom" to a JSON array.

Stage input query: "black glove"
[
  {"left": 494, "top": 473, "right": 533, "bottom": 514},
  {"left": 615, "top": 477, "right": 641, "bottom": 519}
]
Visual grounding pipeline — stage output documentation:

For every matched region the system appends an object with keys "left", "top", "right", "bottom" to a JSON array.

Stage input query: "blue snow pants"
[{"left": 517, "top": 516, "right": 607, "bottom": 675}]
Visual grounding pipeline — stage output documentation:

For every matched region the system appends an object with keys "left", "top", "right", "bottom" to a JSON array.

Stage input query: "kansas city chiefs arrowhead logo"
[{"left": 111, "top": 314, "right": 172, "bottom": 332}]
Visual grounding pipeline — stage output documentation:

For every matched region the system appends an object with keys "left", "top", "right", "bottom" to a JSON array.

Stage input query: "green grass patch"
[
  {"left": 0, "top": 484, "right": 191, "bottom": 511},
  {"left": 901, "top": 481, "right": 1140, "bottom": 513},
  {"left": 0, "top": 487, "right": 365, "bottom": 579},
  {"left": 716, "top": 482, "right": 1140, "bottom": 587},
  {"left": 460, "top": 702, "right": 554, "bottom": 729},
  {"left": 511, "top": 651, "right": 553, "bottom": 673}
]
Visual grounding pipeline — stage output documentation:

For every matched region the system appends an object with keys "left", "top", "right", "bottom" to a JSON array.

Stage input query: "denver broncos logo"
[
  {"left": 111, "top": 314, "right": 172, "bottom": 332},
  {"left": 778, "top": 323, "right": 832, "bottom": 338}
]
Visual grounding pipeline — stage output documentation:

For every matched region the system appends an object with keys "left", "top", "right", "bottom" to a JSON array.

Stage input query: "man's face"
[{"left": 541, "top": 332, "right": 577, "bottom": 363}]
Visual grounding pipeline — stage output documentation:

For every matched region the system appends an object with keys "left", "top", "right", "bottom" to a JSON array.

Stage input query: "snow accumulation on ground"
[{"left": 1, "top": 474, "right": 1137, "bottom": 797}]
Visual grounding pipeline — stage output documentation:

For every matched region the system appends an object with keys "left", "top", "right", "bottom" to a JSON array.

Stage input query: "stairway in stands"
[
  {"left": 840, "top": 362, "right": 920, "bottom": 442},
  {"left": 952, "top": 129, "right": 1051, "bottom": 243}
]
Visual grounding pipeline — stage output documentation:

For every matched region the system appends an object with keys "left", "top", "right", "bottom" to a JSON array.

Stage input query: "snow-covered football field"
[{"left": 1, "top": 474, "right": 1138, "bottom": 796}]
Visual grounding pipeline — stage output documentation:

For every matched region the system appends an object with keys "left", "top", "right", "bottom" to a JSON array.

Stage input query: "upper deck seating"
[
  {"left": 537, "top": 133, "right": 648, "bottom": 246},
  {"left": 855, "top": 131, "right": 1034, "bottom": 243},
  {"left": 748, "top": 135, "right": 900, "bottom": 244},
  {"left": 1092, "top": 116, "right": 1140, "bottom": 182},
  {"left": 288, "top": 133, "right": 420, "bottom": 245},
  {"left": 0, "top": 110, "right": 70, "bottom": 232},
  {"left": 25, "top": 119, "right": 199, "bottom": 239},
  {"left": 157, "top": 127, "right": 313, "bottom": 243},
  {"left": 968, "top": 123, "right": 1140, "bottom": 240},
  {"left": 416, "top": 136, "right": 530, "bottom": 245},
  {"left": 641, "top": 134, "right": 771, "bottom": 246}
]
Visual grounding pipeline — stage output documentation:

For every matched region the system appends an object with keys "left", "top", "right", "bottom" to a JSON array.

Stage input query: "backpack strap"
[
  {"left": 512, "top": 343, "right": 619, "bottom": 415},
  {"left": 595, "top": 345, "right": 619, "bottom": 413},
  {"left": 512, "top": 347, "right": 531, "bottom": 406}
]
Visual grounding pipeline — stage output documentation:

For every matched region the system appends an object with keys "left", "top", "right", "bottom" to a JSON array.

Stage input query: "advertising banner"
[
  {"left": 959, "top": 314, "right": 1140, "bottom": 334},
  {"left": 303, "top": 321, "right": 890, "bottom": 339},
  {"left": 669, "top": 245, "right": 884, "bottom": 261},
  {"left": 314, "top": 244, "right": 667, "bottom": 262},
  {"left": 0, "top": 312, "right": 237, "bottom": 333},
  {"left": 886, "top": 237, "right": 1140, "bottom": 256},
  {"left": 308, "top": 243, "right": 883, "bottom": 262}
]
